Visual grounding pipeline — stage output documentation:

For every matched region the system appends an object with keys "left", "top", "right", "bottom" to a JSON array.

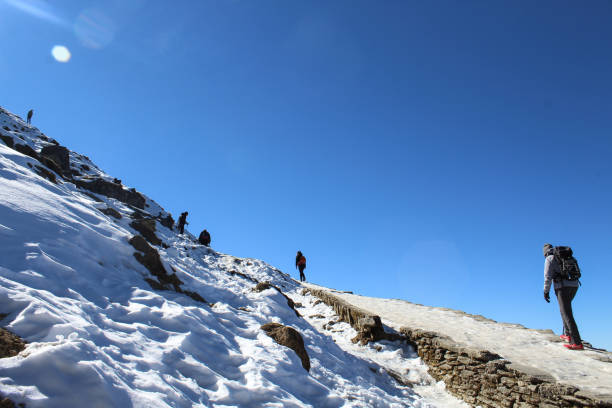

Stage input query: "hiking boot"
[
  {"left": 563, "top": 343, "right": 584, "bottom": 350},
  {"left": 560, "top": 335, "right": 570, "bottom": 342}
]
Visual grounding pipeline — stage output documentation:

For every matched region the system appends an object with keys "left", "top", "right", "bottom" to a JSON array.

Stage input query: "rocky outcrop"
[
  {"left": 399, "top": 327, "right": 612, "bottom": 408},
  {"left": 13, "top": 143, "right": 65, "bottom": 179},
  {"left": 229, "top": 270, "right": 258, "bottom": 283},
  {"left": 306, "top": 288, "right": 612, "bottom": 408},
  {"left": 100, "top": 207, "right": 122, "bottom": 219},
  {"left": 74, "top": 178, "right": 146, "bottom": 209},
  {"left": 0, "top": 134, "right": 13, "bottom": 148},
  {"left": 157, "top": 214, "right": 174, "bottom": 229},
  {"left": 40, "top": 145, "right": 70, "bottom": 172},
  {"left": 13, "top": 144, "right": 39, "bottom": 161},
  {"left": 0, "top": 328, "right": 25, "bottom": 358},
  {"left": 130, "top": 219, "right": 161, "bottom": 246},
  {"left": 254, "top": 282, "right": 272, "bottom": 292},
  {"left": 129, "top": 235, "right": 206, "bottom": 304},
  {"left": 304, "top": 288, "right": 385, "bottom": 344},
  {"left": 261, "top": 323, "right": 310, "bottom": 371},
  {"left": 129, "top": 235, "right": 181, "bottom": 290},
  {"left": 0, "top": 326, "right": 25, "bottom": 408}
]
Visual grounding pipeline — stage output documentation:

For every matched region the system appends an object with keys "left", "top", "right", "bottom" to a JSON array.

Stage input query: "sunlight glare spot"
[{"left": 51, "top": 45, "right": 71, "bottom": 63}]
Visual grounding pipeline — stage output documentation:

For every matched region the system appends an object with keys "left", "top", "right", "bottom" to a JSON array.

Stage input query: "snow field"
[{"left": 0, "top": 107, "right": 468, "bottom": 407}]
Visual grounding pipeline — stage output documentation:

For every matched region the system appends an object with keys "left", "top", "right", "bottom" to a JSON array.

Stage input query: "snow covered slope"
[
  {"left": 0, "top": 106, "right": 466, "bottom": 407},
  {"left": 321, "top": 290, "right": 612, "bottom": 396},
  {"left": 302, "top": 282, "right": 612, "bottom": 405}
]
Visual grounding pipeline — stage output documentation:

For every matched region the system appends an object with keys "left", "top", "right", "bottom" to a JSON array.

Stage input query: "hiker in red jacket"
[{"left": 295, "top": 251, "right": 306, "bottom": 282}]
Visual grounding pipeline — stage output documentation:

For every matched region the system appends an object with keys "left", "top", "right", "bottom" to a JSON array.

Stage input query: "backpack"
[{"left": 552, "top": 246, "right": 581, "bottom": 282}]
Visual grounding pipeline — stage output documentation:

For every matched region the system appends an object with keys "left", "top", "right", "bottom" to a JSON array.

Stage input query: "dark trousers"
[
  {"left": 178, "top": 224, "right": 185, "bottom": 234},
  {"left": 298, "top": 265, "right": 306, "bottom": 282},
  {"left": 555, "top": 286, "right": 581, "bottom": 344}
]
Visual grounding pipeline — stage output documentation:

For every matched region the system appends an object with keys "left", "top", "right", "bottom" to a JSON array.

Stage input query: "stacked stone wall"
[{"left": 305, "top": 288, "right": 612, "bottom": 408}]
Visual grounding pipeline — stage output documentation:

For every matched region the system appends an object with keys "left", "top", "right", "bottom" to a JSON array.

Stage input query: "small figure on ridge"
[
  {"left": 177, "top": 211, "right": 189, "bottom": 234},
  {"left": 295, "top": 251, "right": 306, "bottom": 282},
  {"left": 198, "top": 229, "right": 211, "bottom": 246},
  {"left": 27, "top": 109, "right": 33, "bottom": 124}
]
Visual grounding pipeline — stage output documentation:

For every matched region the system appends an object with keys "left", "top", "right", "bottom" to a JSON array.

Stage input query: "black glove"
[{"left": 544, "top": 292, "right": 550, "bottom": 303}]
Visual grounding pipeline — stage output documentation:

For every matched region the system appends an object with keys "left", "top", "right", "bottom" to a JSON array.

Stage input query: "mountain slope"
[{"left": 0, "top": 106, "right": 465, "bottom": 407}]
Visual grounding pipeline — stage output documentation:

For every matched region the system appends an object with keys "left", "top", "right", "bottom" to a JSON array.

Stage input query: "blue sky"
[{"left": 1, "top": 0, "right": 611, "bottom": 350}]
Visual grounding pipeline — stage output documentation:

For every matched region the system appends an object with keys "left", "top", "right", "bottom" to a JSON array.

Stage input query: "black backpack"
[{"left": 552, "top": 246, "right": 581, "bottom": 282}]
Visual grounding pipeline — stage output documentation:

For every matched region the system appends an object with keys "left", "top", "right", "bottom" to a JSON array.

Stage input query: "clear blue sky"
[{"left": 2, "top": 0, "right": 611, "bottom": 350}]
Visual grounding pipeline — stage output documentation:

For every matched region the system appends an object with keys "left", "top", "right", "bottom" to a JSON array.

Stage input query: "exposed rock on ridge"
[
  {"left": 305, "top": 287, "right": 612, "bottom": 408},
  {"left": 261, "top": 322, "right": 310, "bottom": 371}
]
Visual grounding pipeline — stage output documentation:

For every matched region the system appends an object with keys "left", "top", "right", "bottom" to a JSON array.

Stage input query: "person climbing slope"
[
  {"left": 177, "top": 211, "right": 189, "bottom": 234},
  {"left": 198, "top": 229, "right": 211, "bottom": 246},
  {"left": 295, "top": 251, "right": 306, "bottom": 282},
  {"left": 542, "top": 243, "right": 583, "bottom": 350}
]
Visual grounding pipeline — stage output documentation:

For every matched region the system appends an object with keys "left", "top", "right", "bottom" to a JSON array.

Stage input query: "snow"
[
  {"left": 302, "top": 283, "right": 612, "bottom": 398},
  {"left": 0, "top": 107, "right": 467, "bottom": 407}
]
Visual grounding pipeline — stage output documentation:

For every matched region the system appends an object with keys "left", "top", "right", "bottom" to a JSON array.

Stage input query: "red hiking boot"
[
  {"left": 560, "top": 335, "right": 570, "bottom": 342},
  {"left": 564, "top": 343, "right": 584, "bottom": 350}
]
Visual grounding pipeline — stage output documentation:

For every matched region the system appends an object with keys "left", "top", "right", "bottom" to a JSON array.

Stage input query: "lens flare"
[
  {"left": 51, "top": 45, "right": 71, "bottom": 62},
  {"left": 74, "top": 9, "right": 116, "bottom": 49}
]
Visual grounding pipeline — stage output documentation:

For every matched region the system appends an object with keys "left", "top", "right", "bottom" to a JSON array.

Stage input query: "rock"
[
  {"left": 74, "top": 178, "right": 146, "bottom": 209},
  {"left": 0, "top": 396, "right": 20, "bottom": 408},
  {"left": 261, "top": 323, "right": 310, "bottom": 371},
  {"left": 129, "top": 235, "right": 181, "bottom": 289},
  {"left": 0, "top": 327, "right": 25, "bottom": 358},
  {"left": 157, "top": 213, "right": 174, "bottom": 229},
  {"left": 130, "top": 219, "right": 161, "bottom": 246},
  {"left": 307, "top": 288, "right": 385, "bottom": 345},
  {"left": 100, "top": 207, "right": 122, "bottom": 219},
  {"left": 34, "top": 165, "right": 57, "bottom": 184},
  {"left": 254, "top": 282, "right": 272, "bottom": 292},
  {"left": 229, "top": 270, "right": 258, "bottom": 283},
  {"left": 40, "top": 145, "right": 70, "bottom": 172},
  {"left": 0, "top": 134, "right": 13, "bottom": 148},
  {"left": 183, "top": 290, "right": 207, "bottom": 303},
  {"left": 14, "top": 143, "right": 39, "bottom": 160}
]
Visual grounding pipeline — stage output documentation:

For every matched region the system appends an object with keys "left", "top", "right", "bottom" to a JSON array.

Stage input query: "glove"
[{"left": 544, "top": 292, "right": 550, "bottom": 303}]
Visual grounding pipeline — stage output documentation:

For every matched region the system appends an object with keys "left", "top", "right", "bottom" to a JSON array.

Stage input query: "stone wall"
[{"left": 306, "top": 287, "right": 612, "bottom": 408}]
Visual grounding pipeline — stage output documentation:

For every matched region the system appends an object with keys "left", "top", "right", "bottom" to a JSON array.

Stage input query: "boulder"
[
  {"left": 130, "top": 219, "right": 161, "bottom": 246},
  {"left": 75, "top": 178, "right": 146, "bottom": 209},
  {"left": 34, "top": 165, "right": 57, "bottom": 184},
  {"left": 0, "top": 327, "right": 25, "bottom": 358},
  {"left": 261, "top": 323, "right": 310, "bottom": 371},
  {"left": 0, "top": 134, "right": 13, "bottom": 148},
  {"left": 40, "top": 145, "right": 70, "bottom": 172},
  {"left": 129, "top": 235, "right": 181, "bottom": 289},
  {"left": 254, "top": 282, "right": 272, "bottom": 292},
  {"left": 13, "top": 143, "right": 39, "bottom": 161},
  {"left": 157, "top": 213, "right": 174, "bottom": 229}
]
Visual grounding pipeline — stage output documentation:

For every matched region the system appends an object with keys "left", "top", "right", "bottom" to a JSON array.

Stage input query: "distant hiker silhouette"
[
  {"left": 177, "top": 211, "right": 188, "bottom": 234},
  {"left": 198, "top": 229, "right": 211, "bottom": 246},
  {"left": 542, "top": 243, "right": 583, "bottom": 350},
  {"left": 26, "top": 109, "right": 33, "bottom": 124},
  {"left": 295, "top": 251, "right": 306, "bottom": 282}
]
